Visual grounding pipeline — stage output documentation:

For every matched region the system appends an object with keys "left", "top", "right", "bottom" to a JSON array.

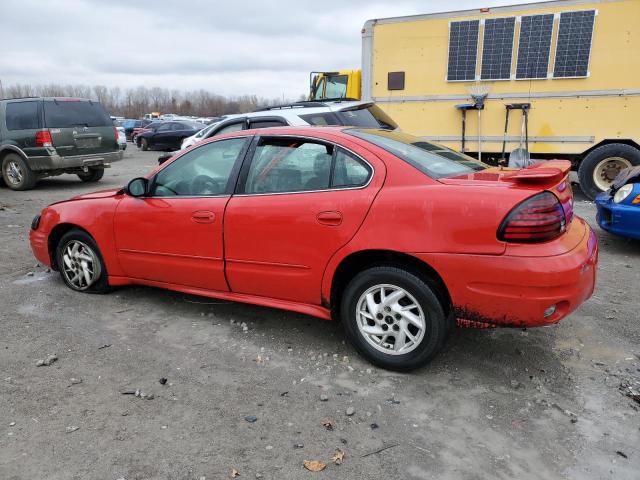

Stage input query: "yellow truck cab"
[
  {"left": 310, "top": 70, "right": 362, "bottom": 101},
  {"left": 361, "top": 0, "right": 640, "bottom": 198}
]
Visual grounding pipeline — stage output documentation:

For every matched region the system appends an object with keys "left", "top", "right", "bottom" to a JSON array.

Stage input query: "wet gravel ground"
[{"left": 1, "top": 147, "right": 639, "bottom": 479}]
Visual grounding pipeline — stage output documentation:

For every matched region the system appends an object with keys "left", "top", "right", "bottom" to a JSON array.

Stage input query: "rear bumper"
[
  {"left": 595, "top": 193, "right": 640, "bottom": 240},
  {"left": 413, "top": 218, "right": 598, "bottom": 328},
  {"left": 28, "top": 150, "right": 124, "bottom": 171}
]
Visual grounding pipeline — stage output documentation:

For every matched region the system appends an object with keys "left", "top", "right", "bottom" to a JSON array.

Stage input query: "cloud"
[{"left": 1, "top": 0, "right": 514, "bottom": 98}]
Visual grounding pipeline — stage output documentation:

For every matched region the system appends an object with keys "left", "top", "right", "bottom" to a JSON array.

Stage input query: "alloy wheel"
[
  {"left": 61, "top": 240, "right": 101, "bottom": 290},
  {"left": 6, "top": 160, "right": 24, "bottom": 185},
  {"left": 356, "top": 284, "right": 426, "bottom": 355}
]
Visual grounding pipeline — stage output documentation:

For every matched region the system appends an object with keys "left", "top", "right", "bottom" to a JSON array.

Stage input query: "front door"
[
  {"left": 114, "top": 136, "right": 250, "bottom": 290},
  {"left": 224, "top": 135, "right": 383, "bottom": 304}
]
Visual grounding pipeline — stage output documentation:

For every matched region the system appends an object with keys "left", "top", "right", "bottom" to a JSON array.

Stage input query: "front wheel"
[
  {"left": 77, "top": 168, "right": 104, "bottom": 182},
  {"left": 140, "top": 138, "right": 149, "bottom": 151},
  {"left": 55, "top": 229, "right": 110, "bottom": 293},
  {"left": 340, "top": 266, "right": 447, "bottom": 371}
]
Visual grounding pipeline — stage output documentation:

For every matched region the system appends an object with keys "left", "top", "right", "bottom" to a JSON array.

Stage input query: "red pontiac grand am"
[{"left": 29, "top": 127, "right": 597, "bottom": 370}]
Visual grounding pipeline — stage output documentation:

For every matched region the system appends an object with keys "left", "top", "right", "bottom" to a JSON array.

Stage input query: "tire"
[
  {"left": 55, "top": 229, "right": 110, "bottom": 293},
  {"left": 578, "top": 143, "right": 640, "bottom": 200},
  {"left": 1, "top": 153, "right": 38, "bottom": 191},
  {"left": 141, "top": 138, "right": 149, "bottom": 151},
  {"left": 340, "top": 266, "right": 447, "bottom": 371},
  {"left": 77, "top": 168, "right": 105, "bottom": 183}
]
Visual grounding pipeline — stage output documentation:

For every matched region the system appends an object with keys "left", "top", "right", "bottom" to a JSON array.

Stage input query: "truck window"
[
  {"left": 325, "top": 75, "right": 348, "bottom": 99},
  {"left": 6, "top": 102, "right": 40, "bottom": 130},
  {"left": 44, "top": 100, "right": 112, "bottom": 128}
]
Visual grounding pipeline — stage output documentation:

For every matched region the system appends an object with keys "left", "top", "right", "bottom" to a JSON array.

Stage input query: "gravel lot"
[{"left": 1, "top": 147, "right": 639, "bottom": 480}]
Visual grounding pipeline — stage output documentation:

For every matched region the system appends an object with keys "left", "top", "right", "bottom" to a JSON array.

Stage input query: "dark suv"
[{"left": 0, "top": 97, "right": 123, "bottom": 190}]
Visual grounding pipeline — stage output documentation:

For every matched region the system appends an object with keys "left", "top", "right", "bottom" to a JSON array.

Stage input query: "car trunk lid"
[
  {"left": 44, "top": 99, "right": 116, "bottom": 157},
  {"left": 441, "top": 160, "right": 574, "bottom": 228}
]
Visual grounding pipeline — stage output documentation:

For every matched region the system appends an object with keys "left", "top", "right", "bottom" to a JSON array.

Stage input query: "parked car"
[
  {"left": 0, "top": 97, "right": 123, "bottom": 190},
  {"left": 132, "top": 121, "right": 164, "bottom": 146},
  {"left": 29, "top": 126, "right": 597, "bottom": 369},
  {"left": 178, "top": 100, "right": 398, "bottom": 152},
  {"left": 595, "top": 166, "right": 640, "bottom": 240},
  {"left": 137, "top": 120, "right": 205, "bottom": 151}
]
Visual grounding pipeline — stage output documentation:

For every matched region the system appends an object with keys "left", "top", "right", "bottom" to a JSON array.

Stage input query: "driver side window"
[{"left": 151, "top": 138, "right": 247, "bottom": 197}]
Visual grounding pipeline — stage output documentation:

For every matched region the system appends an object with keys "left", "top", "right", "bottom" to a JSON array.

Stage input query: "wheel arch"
[
  {"left": 0, "top": 145, "right": 29, "bottom": 163},
  {"left": 327, "top": 249, "right": 452, "bottom": 320},
  {"left": 579, "top": 139, "right": 640, "bottom": 160},
  {"left": 47, "top": 223, "right": 94, "bottom": 271}
]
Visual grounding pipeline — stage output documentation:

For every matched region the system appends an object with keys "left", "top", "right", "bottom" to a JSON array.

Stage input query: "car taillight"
[
  {"left": 35, "top": 130, "right": 53, "bottom": 147},
  {"left": 498, "top": 191, "right": 566, "bottom": 243},
  {"left": 113, "top": 127, "right": 118, "bottom": 141}
]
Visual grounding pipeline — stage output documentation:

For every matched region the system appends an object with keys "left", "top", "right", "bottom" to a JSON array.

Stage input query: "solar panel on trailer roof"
[
  {"left": 480, "top": 17, "right": 516, "bottom": 80},
  {"left": 553, "top": 10, "right": 596, "bottom": 78},
  {"left": 516, "top": 14, "right": 554, "bottom": 80},
  {"left": 447, "top": 20, "right": 480, "bottom": 81}
]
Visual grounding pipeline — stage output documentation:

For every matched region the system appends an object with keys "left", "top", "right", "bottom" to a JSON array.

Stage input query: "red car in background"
[{"left": 29, "top": 127, "right": 597, "bottom": 370}]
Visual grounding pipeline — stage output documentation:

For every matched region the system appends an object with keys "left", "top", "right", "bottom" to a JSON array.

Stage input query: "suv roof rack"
[
  {"left": 256, "top": 98, "right": 360, "bottom": 112},
  {"left": 1, "top": 96, "right": 40, "bottom": 101}
]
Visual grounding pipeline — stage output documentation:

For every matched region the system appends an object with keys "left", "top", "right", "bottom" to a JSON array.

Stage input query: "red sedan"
[{"left": 29, "top": 127, "right": 597, "bottom": 370}]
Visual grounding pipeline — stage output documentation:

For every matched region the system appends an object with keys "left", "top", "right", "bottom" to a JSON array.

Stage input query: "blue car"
[{"left": 595, "top": 166, "right": 640, "bottom": 240}]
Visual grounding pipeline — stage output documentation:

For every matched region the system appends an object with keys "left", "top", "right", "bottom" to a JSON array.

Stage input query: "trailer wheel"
[{"left": 578, "top": 143, "right": 640, "bottom": 200}]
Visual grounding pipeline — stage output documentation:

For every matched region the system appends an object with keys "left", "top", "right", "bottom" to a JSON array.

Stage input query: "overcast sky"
[{"left": 2, "top": 0, "right": 519, "bottom": 99}]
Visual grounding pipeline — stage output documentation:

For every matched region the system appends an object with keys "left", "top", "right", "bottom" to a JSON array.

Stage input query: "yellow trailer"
[{"left": 362, "top": 0, "right": 640, "bottom": 198}]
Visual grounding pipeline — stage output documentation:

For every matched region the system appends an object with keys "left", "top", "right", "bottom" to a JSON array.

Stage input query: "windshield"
[
  {"left": 336, "top": 104, "right": 398, "bottom": 130},
  {"left": 196, "top": 122, "right": 220, "bottom": 138},
  {"left": 347, "top": 129, "right": 488, "bottom": 179},
  {"left": 44, "top": 100, "right": 112, "bottom": 128}
]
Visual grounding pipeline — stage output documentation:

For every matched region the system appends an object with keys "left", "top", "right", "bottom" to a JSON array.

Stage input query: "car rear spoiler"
[{"left": 503, "top": 160, "right": 571, "bottom": 184}]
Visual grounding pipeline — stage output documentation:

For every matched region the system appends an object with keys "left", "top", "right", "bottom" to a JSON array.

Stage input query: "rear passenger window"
[
  {"left": 244, "top": 139, "right": 333, "bottom": 194},
  {"left": 6, "top": 102, "right": 40, "bottom": 130},
  {"left": 332, "top": 148, "right": 372, "bottom": 187},
  {"left": 249, "top": 119, "right": 287, "bottom": 129}
]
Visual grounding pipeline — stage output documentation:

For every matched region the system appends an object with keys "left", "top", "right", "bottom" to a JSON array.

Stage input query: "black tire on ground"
[
  {"left": 1, "top": 153, "right": 38, "bottom": 190},
  {"left": 141, "top": 138, "right": 149, "bottom": 151},
  {"left": 578, "top": 143, "right": 640, "bottom": 200},
  {"left": 340, "top": 266, "right": 448, "bottom": 371},
  {"left": 55, "top": 229, "right": 110, "bottom": 294},
  {"left": 77, "top": 168, "right": 105, "bottom": 183}
]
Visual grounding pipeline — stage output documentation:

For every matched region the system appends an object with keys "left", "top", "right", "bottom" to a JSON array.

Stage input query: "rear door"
[
  {"left": 223, "top": 134, "right": 385, "bottom": 305},
  {"left": 43, "top": 99, "right": 116, "bottom": 157}
]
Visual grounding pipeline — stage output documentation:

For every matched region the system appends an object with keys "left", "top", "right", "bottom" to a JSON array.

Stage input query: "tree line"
[{"left": 0, "top": 83, "right": 303, "bottom": 119}]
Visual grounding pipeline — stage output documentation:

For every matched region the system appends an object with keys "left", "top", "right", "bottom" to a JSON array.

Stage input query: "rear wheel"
[
  {"left": 341, "top": 266, "right": 447, "bottom": 371},
  {"left": 77, "top": 168, "right": 104, "bottom": 182},
  {"left": 55, "top": 229, "right": 110, "bottom": 293},
  {"left": 141, "top": 138, "right": 149, "bottom": 151},
  {"left": 578, "top": 143, "right": 640, "bottom": 199},
  {"left": 1, "top": 153, "right": 38, "bottom": 190}
]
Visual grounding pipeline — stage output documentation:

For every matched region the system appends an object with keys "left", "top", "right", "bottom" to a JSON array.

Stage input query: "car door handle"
[
  {"left": 191, "top": 210, "right": 215, "bottom": 224},
  {"left": 316, "top": 211, "right": 343, "bottom": 226}
]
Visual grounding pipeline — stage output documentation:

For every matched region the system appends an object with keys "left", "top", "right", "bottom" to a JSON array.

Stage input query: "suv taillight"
[
  {"left": 498, "top": 192, "right": 566, "bottom": 243},
  {"left": 35, "top": 130, "right": 53, "bottom": 147}
]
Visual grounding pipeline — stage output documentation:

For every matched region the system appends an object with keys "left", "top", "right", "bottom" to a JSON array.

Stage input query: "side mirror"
[
  {"left": 124, "top": 177, "right": 149, "bottom": 197},
  {"left": 158, "top": 153, "right": 172, "bottom": 165}
]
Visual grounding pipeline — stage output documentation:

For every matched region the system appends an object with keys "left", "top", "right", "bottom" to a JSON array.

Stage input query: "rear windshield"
[
  {"left": 44, "top": 100, "right": 112, "bottom": 128},
  {"left": 336, "top": 104, "right": 398, "bottom": 130},
  {"left": 347, "top": 129, "right": 488, "bottom": 179}
]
